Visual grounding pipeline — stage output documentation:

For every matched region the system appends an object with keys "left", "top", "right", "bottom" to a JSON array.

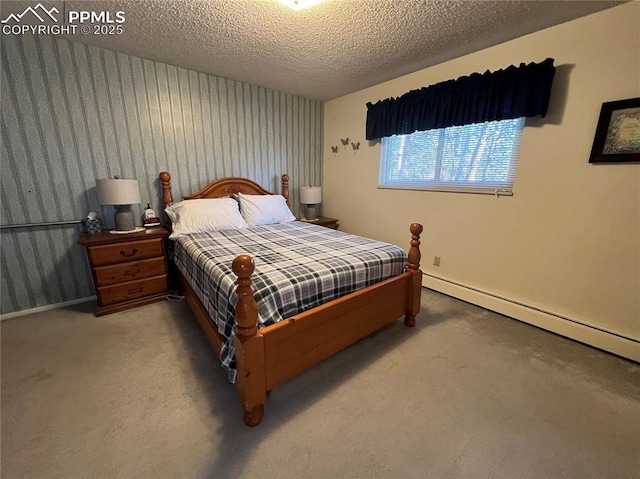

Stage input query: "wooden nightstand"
[
  {"left": 306, "top": 216, "right": 339, "bottom": 230},
  {"left": 78, "top": 227, "right": 169, "bottom": 316}
]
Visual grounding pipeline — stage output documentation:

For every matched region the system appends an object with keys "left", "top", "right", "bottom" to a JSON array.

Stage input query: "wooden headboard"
[{"left": 159, "top": 172, "right": 290, "bottom": 209}]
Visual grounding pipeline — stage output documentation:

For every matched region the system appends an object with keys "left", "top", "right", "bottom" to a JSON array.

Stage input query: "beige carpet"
[{"left": 1, "top": 289, "right": 639, "bottom": 478}]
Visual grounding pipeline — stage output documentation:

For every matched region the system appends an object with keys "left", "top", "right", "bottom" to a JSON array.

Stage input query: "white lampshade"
[
  {"left": 96, "top": 179, "right": 141, "bottom": 205},
  {"left": 300, "top": 186, "right": 321, "bottom": 204}
]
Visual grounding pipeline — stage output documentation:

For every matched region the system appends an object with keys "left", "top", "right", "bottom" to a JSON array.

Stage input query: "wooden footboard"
[
  {"left": 232, "top": 223, "right": 423, "bottom": 426},
  {"left": 262, "top": 270, "right": 415, "bottom": 389}
]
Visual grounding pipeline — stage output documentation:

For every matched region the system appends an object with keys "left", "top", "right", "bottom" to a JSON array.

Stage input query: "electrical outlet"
[{"left": 433, "top": 256, "right": 441, "bottom": 267}]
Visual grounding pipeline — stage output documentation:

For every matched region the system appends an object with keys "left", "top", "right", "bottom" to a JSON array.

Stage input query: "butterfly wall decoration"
[{"left": 332, "top": 138, "right": 362, "bottom": 157}]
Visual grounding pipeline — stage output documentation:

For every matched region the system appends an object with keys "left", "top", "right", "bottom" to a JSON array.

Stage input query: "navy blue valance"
[{"left": 366, "top": 58, "right": 556, "bottom": 140}]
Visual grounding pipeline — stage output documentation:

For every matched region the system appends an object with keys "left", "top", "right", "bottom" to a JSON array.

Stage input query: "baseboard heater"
[{"left": 422, "top": 273, "right": 639, "bottom": 363}]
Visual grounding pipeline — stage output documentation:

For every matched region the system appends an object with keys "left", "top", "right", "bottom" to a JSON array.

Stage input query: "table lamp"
[
  {"left": 300, "top": 186, "right": 322, "bottom": 221},
  {"left": 96, "top": 178, "right": 141, "bottom": 232}
]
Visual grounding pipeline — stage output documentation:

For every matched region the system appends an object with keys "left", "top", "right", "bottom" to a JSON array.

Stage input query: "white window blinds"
[{"left": 379, "top": 117, "right": 525, "bottom": 195}]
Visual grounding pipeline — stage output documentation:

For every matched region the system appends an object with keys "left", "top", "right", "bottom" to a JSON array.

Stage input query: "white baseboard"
[
  {"left": 0, "top": 296, "right": 96, "bottom": 321},
  {"left": 422, "top": 274, "right": 639, "bottom": 363}
]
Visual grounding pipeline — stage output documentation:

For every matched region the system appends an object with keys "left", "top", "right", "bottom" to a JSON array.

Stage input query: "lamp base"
[
  {"left": 114, "top": 205, "right": 136, "bottom": 231},
  {"left": 304, "top": 205, "right": 318, "bottom": 221}
]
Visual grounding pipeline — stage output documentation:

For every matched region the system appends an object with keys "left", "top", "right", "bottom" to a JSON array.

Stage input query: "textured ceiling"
[{"left": 2, "top": 0, "right": 626, "bottom": 100}]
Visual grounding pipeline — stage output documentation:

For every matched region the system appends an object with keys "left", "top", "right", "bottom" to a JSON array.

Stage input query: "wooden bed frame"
[{"left": 159, "top": 171, "right": 423, "bottom": 426}]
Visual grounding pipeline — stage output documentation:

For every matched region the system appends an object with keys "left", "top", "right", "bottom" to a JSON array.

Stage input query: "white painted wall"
[{"left": 323, "top": 3, "right": 639, "bottom": 357}]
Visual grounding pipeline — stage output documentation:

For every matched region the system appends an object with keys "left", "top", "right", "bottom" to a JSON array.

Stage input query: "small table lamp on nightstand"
[
  {"left": 96, "top": 177, "right": 142, "bottom": 232},
  {"left": 300, "top": 186, "right": 322, "bottom": 221}
]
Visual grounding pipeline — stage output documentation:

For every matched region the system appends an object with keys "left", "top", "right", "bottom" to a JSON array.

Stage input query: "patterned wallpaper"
[{"left": 0, "top": 34, "right": 323, "bottom": 315}]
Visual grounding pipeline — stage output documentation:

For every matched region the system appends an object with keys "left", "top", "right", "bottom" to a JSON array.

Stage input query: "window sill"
[{"left": 377, "top": 185, "right": 513, "bottom": 197}]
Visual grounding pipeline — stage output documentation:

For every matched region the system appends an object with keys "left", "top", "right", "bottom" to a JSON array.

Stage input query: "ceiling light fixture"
[{"left": 277, "top": 0, "right": 323, "bottom": 11}]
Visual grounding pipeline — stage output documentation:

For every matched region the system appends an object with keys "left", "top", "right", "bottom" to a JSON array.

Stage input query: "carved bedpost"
[
  {"left": 159, "top": 171, "right": 173, "bottom": 206},
  {"left": 404, "top": 222, "right": 423, "bottom": 327},
  {"left": 407, "top": 222, "right": 422, "bottom": 271},
  {"left": 281, "top": 174, "right": 289, "bottom": 205},
  {"left": 232, "top": 254, "right": 266, "bottom": 427},
  {"left": 234, "top": 255, "right": 258, "bottom": 336},
  {"left": 159, "top": 171, "right": 173, "bottom": 226}
]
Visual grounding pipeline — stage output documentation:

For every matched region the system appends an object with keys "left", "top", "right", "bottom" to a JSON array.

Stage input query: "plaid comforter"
[{"left": 172, "top": 221, "right": 407, "bottom": 382}]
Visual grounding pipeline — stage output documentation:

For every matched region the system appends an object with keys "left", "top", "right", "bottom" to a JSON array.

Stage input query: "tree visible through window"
[{"left": 379, "top": 117, "right": 525, "bottom": 195}]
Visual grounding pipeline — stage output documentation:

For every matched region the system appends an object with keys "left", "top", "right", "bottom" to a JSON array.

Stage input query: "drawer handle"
[
  {"left": 127, "top": 286, "right": 143, "bottom": 295},
  {"left": 120, "top": 248, "right": 138, "bottom": 258},
  {"left": 124, "top": 268, "right": 140, "bottom": 277}
]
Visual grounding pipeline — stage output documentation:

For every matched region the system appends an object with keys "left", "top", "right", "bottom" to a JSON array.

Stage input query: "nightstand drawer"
[
  {"left": 94, "top": 257, "right": 167, "bottom": 286},
  {"left": 89, "top": 238, "right": 164, "bottom": 266},
  {"left": 97, "top": 275, "right": 168, "bottom": 306}
]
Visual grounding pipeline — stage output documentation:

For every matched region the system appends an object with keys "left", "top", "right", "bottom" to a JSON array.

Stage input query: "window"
[{"left": 379, "top": 117, "right": 525, "bottom": 195}]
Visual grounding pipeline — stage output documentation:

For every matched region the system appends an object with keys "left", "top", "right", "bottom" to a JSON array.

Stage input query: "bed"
[{"left": 159, "top": 171, "right": 423, "bottom": 426}]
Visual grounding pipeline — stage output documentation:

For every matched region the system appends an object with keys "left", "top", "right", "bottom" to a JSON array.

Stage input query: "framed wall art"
[{"left": 589, "top": 97, "right": 640, "bottom": 163}]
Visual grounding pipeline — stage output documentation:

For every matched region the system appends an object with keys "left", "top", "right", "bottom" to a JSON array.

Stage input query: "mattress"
[{"left": 172, "top": 221, "right": 407, "bottom": 382}]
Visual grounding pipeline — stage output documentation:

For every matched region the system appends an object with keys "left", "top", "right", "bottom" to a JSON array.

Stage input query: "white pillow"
[
  {"left": 165, "top": 198, "right": 248, "bottom": 239},
  {"left": 237, "top": 193, "right": 296, "bottom": 226}
]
